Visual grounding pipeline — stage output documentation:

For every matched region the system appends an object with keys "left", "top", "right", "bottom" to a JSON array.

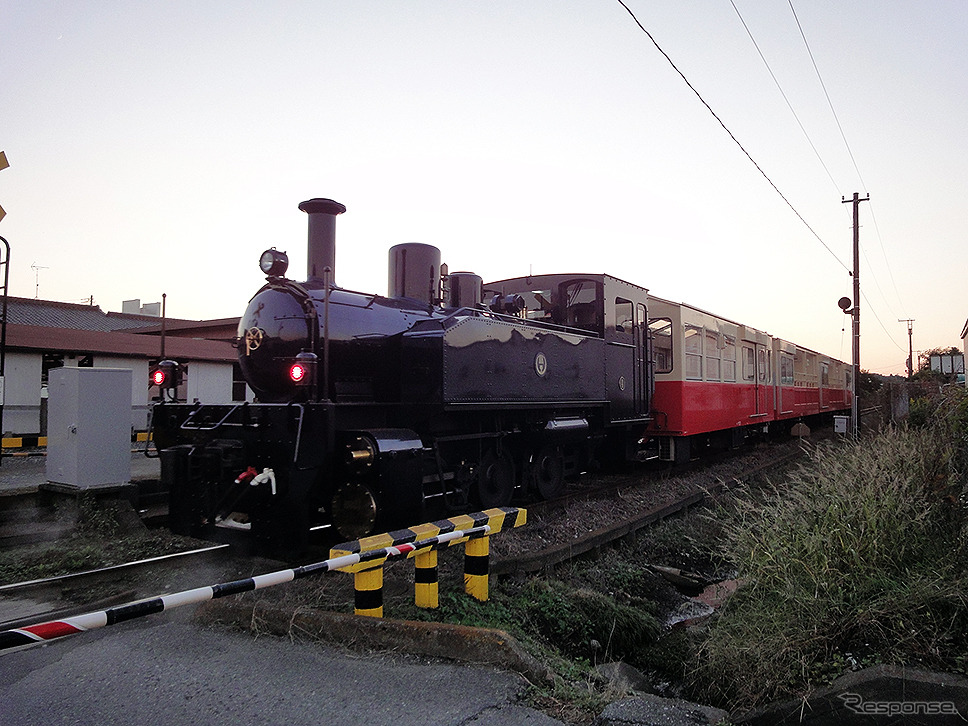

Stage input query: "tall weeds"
[{"left": 693, "top": 389, "right": 968, "bottom": 710}]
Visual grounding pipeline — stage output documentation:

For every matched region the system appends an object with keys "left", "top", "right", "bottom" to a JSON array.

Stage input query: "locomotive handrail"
[
  {"left": 436, "top": 306, "right": 597, "bottom": 338},
  {"left": 179, "top": 403, "right": 249, "bottom": 432}
]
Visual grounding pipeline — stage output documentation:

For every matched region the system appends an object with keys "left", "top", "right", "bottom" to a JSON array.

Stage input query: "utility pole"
[
  {"left": 842, "top": 192, "right": 869, "bottom": 439},
  {"left": 899, "top": 319, "right": 915, "bottom": 378}
]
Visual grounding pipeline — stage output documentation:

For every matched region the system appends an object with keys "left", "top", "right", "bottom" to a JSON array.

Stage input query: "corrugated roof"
[
  {"left": 2, "top": 296, "right": 196, "bottom": 332},
  {"left": 0, "top": 296, "right": 239, "bottom": 361},
  {"left": 5, "top": 323, "right": 237, "bottom": 362}
]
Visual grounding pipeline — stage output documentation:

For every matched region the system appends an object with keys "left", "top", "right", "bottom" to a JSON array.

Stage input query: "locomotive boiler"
[{"left": 151, "top": 198, "right": 655, "bottom": 545}]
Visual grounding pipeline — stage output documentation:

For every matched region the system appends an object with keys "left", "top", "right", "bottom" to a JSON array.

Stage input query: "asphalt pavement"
[{"left": 1, "top": 612, "right": 564, "bottom": 726}]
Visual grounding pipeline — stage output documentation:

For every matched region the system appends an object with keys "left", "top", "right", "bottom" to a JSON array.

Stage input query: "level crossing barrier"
[{"left": 0, "top": 521, "right": 506, "bottom": 652}]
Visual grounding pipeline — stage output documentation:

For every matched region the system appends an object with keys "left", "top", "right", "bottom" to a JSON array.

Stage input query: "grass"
[
  {"left": 388, "top": 558, "right": 669, "bottom": 723},
  {"left": 689, "top": 388, "right": 968, "bottom": 710}
]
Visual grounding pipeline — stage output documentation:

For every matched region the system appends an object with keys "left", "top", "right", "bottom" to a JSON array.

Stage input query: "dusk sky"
[{"left": 3, "top": 2, "right": 966, "bottom": 375}]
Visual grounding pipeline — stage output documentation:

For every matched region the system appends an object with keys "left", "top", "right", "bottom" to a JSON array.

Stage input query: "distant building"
[
  {"left": 0, "top": 296, "right": 246, "bottom": 438},
  {"left": 122, "top": 298, "right": 162, "bottom": 317},
  {"left": 929, "top": 351, "right": 965, "bottom": 376}
]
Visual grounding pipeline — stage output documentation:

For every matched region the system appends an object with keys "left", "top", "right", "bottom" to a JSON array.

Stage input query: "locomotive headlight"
[{"left": 259, "top": 248, "right": 289, "bottom": 277}]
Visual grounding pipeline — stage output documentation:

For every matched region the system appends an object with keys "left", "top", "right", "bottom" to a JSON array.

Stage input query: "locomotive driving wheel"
[
  {"left": 533, "top": 444, "right": 565, "bottom": 500},
  {"left": 476, "top": 449, "right": 515, "bottom": 508}
]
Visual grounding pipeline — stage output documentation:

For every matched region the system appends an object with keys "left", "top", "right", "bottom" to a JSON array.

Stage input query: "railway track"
[
  {"left": 240, "top": 438, "right": 815, "bottom": 617},
  {"left": 489, "top": 440, "right": 808, "bottom": 576}
]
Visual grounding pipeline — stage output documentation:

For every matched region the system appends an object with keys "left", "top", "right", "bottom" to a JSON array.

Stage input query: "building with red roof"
[{"left": 1, "top": 296, "right": 243, "bottom": 441}]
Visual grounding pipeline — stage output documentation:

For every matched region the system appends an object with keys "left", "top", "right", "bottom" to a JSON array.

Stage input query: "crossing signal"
[{"left": 150, "top": 360, "right": 181, "bottom": 389}]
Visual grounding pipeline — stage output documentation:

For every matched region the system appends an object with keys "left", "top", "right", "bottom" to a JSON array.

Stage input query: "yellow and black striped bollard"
[
  {"left": 463, "top": 535, "right": 490, "bottom": 601},
  {"left": 414, "top": 549, "right": 439, "bottom": 608},
  {"left": 354, "top": 566, "right": 384, "bottom": 617}
]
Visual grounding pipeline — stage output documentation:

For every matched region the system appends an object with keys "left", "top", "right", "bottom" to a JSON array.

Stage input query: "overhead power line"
[
  {"left": 615, "top": 0, "right": 849, "bottom": 273},
  {"left": 787, "top": 0, "right": 866, "bottom": 192},
  {"left": 787, "top": 0, "right": 908, "bottom": 321},
  {"left": 729, "top": 0, "right": 841, "bottom": 195}
]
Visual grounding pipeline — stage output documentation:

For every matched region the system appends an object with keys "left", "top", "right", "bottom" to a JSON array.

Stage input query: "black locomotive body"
[{"left": 151, "top": 198, "right": 654, "bottom": 545}]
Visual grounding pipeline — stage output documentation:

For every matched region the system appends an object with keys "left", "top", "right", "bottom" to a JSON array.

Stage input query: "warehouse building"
[{"left": 0, "top": 296, "right": 244, "bottom": 442}]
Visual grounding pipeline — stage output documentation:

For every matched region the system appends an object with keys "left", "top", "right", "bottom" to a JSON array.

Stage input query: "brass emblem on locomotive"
[
  {"left": 244, "top": 327, "right": 264, "bottom": 356},
  {"left": 534, "top": 352, "right": 548, "bottom": 377}
]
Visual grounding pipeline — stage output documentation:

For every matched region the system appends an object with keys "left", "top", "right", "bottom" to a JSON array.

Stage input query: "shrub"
[
  {"left": 521, "top": 579, "right": 661, "bottom": 662},
  {"left": 692, "top": 398, "right": 968, "bottom": 710}
]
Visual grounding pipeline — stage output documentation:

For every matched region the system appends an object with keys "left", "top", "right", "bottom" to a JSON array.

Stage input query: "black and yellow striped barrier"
[{"left": 329, "top": 507, "right": 527, "bottom": 617}]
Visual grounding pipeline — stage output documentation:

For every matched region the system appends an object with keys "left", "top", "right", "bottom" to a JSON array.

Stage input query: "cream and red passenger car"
[{"left": 645, "top": 295, "right": 851, "bottom": 463}]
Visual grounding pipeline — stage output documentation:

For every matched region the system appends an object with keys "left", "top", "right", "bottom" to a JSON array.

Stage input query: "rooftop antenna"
[{"left": 31, "top": 262, "right": 48, "bottom": 299}]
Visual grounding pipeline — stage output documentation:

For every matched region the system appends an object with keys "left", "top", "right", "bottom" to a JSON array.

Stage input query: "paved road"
[{"left": 0, "top": 610, "right": 564, "bottom": 726}]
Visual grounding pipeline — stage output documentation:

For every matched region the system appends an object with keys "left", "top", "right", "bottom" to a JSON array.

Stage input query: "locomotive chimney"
[{"left": 298, "top": 198, "right": 347, "bottom": 284}]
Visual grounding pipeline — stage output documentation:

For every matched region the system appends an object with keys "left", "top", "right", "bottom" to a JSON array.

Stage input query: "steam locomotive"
[{"left": 151, "top": 198, "right": 850, "bottom": 546}]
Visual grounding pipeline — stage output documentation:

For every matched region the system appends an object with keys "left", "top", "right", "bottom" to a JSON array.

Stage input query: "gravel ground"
[{"left": 490, "top": 437, "right": 811, "bottom": 561}]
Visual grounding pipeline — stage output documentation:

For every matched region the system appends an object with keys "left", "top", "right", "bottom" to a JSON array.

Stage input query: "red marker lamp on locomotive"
[{"left": 150, "top": 198, "right": 850, "bottom": 546}]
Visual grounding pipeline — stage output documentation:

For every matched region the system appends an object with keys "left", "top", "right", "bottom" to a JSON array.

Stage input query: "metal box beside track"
[{"left": 46, "top": 367, "right": 132, "bottom": 489}]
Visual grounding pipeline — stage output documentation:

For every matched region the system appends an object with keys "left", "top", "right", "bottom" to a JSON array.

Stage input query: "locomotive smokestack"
[{"left": 298, "top": 198, "right": 347, "bottom": 284}]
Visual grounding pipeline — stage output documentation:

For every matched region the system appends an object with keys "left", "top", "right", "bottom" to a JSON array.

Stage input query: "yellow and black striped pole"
[
  {"left": 329, "top": 507, "right": 527, "bottom": 614},
  {"left": 354, "top": 566, "right": 384, "bottom": 617},
  {"left": 414, "top": 549, "right": 438, "bottom": 608},
  {"left": 463, "top": 535, "right": 490, "bottom": 601}
]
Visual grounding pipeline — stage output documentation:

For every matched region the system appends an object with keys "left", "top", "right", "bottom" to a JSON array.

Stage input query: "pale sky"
[{"left": 3, "top": 1, "right": 966, "bottom": 375}]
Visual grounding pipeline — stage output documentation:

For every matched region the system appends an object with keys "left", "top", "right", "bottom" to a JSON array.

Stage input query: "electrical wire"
[
  {"left": 861, "top": 287, "right": 908, "bottom": 354},
  {"left": 788, "top": 0, "right": 866, "bottom": 191},
  {"left": 788, "top": 0, "right": 909, "bottom": 326},
  {"left": 615, "top": 0, "right": 850, "bottom": 273},
  {"left": 729, "top": 0, "right": 842, "bottom": 195}
]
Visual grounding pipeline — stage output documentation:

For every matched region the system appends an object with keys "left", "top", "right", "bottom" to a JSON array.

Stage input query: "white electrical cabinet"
[{"left": 46, "top": 368, "right": 132, "bottom": 489}]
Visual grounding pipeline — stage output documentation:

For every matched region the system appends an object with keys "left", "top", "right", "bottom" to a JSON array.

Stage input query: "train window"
[
  {"left": 723, "top": 336, "right": 736, "bottom": 382},
  {"left": 649, "top": 318, "right": 673, "bottom": 374},
  {"left": 614, "top": 298, "right": 634, "bottom": 338},
  {"left": 526, "top": 289, "right": 555, "bottom": 321},
  {"left": 757, "top": 348, "right": 767, "bottom": 383},
  {"left": 780, "top": 354, "right": 794, "bottom": 385},
  {"left": 821, "top": 362, "right": 830, "bottom": 386},
  {"left": 685, "top": 325, "right": 703, "bottom": 380},
  {"left": 561, "top": 280, "right": 603, "bottom": 334},
  {"left": 705, "top": 330, "right": 721, "bottom": 381},
  {"left": 743, "top": 346, "right": 755, "bottom": 381}
]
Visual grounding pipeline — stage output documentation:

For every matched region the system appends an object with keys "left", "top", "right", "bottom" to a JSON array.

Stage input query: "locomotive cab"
[{"left": 484, "top": 273, "right": 653, "bottom": 424}]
